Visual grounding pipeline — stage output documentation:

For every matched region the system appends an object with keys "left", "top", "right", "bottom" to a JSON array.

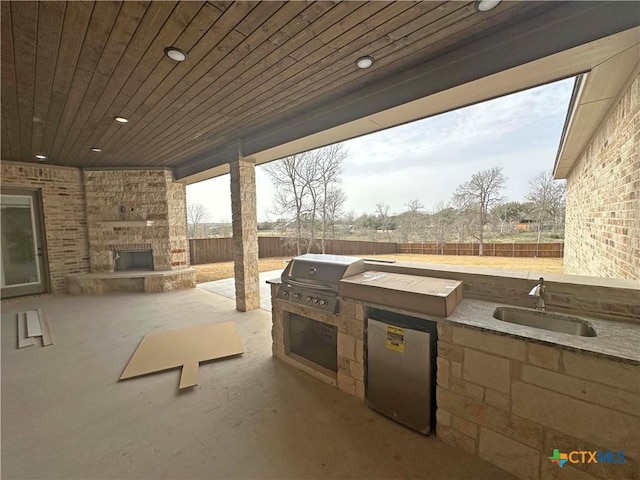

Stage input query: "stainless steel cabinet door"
[{"left": 367, "top": 318, "right": 432, "bottom": 434}]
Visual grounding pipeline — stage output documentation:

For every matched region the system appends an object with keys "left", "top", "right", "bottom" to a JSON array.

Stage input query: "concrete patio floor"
[
  {"left": 198, "top": 269, "right": 284, "bottom": 311},
  {"left": 1, "top": 288, "right": 516, "bottom": 479}
]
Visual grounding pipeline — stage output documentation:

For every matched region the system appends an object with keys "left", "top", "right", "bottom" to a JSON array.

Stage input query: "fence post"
[{"left": 512, "top": 242, "right": 515, "bottom": 258}]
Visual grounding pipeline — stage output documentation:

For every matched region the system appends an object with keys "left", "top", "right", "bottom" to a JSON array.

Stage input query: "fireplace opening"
[
  {"left": 285, "top": 312, "right": 337, "bottom": 373},
  {"left": 115, "top": 250, "right": 153, "bottom": 271}
]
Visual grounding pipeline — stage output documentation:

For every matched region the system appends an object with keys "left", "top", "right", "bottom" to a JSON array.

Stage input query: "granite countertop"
[
  {"left": 267, "top": 278, "right": 640, "bottom": 364},
  {"left": 359, "top": 298, "right": 640, "bottom": 365}
]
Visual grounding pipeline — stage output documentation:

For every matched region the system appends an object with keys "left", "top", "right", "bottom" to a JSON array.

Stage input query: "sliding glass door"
[{"left": 1, "top": 190, "right": 48, "bottom": 298}]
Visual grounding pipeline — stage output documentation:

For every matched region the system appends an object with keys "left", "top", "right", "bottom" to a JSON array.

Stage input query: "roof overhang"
[
  {"left": 177, "top": 3, "right": 640, "bottom": 184},
  {"left": 3, "top": 1, "right": 638, "bottom": 181},
  {"left": 553, "top": 42, "right": 640, "bottom": 179}
]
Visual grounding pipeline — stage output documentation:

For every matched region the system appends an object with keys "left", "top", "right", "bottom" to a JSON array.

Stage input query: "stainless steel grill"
[{"left": 277, "top": 254, "right": 366, "bottom": 313}]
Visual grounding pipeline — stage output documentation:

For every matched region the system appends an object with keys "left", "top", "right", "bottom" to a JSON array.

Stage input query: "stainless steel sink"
[{"left": 493, "top": 307, "right": 597, "bottom": 337}]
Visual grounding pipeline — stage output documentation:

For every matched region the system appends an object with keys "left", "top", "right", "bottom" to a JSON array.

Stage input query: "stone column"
[{"left": 229, "top": 158, "right": 260, "bottom": 311}]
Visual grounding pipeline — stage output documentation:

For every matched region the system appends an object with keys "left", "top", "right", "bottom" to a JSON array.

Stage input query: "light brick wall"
[
  {"left": 437, "top": 322, "right": 639, "bottom": 480},
  {"left": 83, "top": 169, "right": 189, "bottom": 272},
  {"left": 564, "top": 75, "right": 639, "bottom": 279},
  {"left": 1, "top": 162, "right": 90, "bottom": 293}
]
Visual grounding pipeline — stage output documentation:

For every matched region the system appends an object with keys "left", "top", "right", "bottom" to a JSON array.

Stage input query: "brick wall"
[
  {"left": 437, "top": 322, "right": 639, "bottom": 480},
  {"left": 83, "top": 169, "right": 189, "bottom": 272},
  {"left": 1, "top": 162, "right": 90, "bottom": 293},
  {"left": 564, "top": 75, "right": 639, "bottom": 279}
]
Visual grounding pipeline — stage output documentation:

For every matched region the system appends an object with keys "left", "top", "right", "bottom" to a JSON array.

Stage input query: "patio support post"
[{"left": 229, "top": 157, "right": 260, "bottom": 311}]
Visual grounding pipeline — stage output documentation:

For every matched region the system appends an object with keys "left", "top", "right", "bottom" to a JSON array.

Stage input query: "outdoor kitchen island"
[
  {"left": 269, "top": 254, "right": 463, "bottom": 406},
  {"left": 269, "top": 254, "right": 640, "bottom": 480}
]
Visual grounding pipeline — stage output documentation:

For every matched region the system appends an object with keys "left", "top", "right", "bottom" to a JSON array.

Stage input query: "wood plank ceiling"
[{"left": 1, "top": 1, "right": 552, "bottom": 171}]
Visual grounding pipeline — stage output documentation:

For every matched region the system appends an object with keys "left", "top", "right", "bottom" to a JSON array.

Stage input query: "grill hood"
[
  {"left": 277, "top": 254, "right": 366, "bottom": 313},
  {"left": 282, "top": 254, "right": 366, "bottom": 290}
]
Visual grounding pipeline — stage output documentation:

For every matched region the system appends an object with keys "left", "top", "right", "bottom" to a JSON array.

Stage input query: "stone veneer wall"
[
  {"left": 83, "top": 169, "right": 189, "bottom": 272},
  {"left": 230, "top": 159, "right": 260, "bottom": 311},
  {"left": 564, "top": 74, "right": 639, "bottom": 279},
  {"left": 1, "top": 162, "right": 90, "bottom": 293},
  {"left": 436, "top": 322, "right": 639, "bottom": 480},
  {"left": 167, "top": 176, "right": 189, "bottom": 269}
]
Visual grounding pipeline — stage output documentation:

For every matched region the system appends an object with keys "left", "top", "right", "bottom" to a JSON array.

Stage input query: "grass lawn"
[
  {"left": 193, "top": 257, "right": 291, "bottom": 283},
  {"left": 370, "top": 254, "right": 564, "bottom": 273},
  {"left": 193, "top": 254, "right": 563, "bottom": 283}
]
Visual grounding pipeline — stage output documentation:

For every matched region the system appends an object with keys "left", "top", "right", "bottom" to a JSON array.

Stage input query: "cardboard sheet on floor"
[
  {"left": 17, "top": 313, "right": 35, "bottom": 348},
  {"left": 17, "top": 310, "right": 54, "bottom": 348},
  {"left": 26, "top": 310, "right": 43, "bottom": 337},
  {"left": 119, "top": 321, "right": 243, "bottom": 389},
  {"left": 37, "top": 308, "right": 54, "bottom": 346}
]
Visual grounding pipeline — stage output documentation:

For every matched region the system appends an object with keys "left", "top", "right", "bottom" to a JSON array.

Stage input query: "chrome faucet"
[{"left": 528, "top": 277, "right": 545, "bottom": 311}]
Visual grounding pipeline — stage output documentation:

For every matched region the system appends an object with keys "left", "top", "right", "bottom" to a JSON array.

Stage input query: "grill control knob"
[
  {"left": 319, "top": 299, "right": 327, "bottom": 306},
  {"left": 293, "top": 293, "right": 300, "bottom": 299},
  {"left": 282, "top": 291, "right": 289, "bottom": 297},
  {"left": 313, "top": 298, "right": 319, "bottom": 304},
  {"left": 306, "top": 296, "right": 312, "bottom": 302}
]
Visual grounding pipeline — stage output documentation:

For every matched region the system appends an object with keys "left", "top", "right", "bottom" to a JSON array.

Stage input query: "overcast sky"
[{"left": 187, "top": 77, "right": 575, "bottom": 222}]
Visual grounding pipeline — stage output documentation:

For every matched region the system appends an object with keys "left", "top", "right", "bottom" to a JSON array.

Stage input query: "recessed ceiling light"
[
  {"left": 165, "top": 47, "right": 187, "bottom": 62},
  {"left": 91, "top": 147, "right": 102, "bottom": 152},
  {"left": 35, "top": 154, "right": 47, "bottom": 160},
  {"left": 474, "top": 0, "right": 501, "bottom": 12},
  {"left": 114, "top": 116, "right": 129, "bottom": 124},
  {"left": 356, "top": 56, "right": 374, "bottom": 69}
]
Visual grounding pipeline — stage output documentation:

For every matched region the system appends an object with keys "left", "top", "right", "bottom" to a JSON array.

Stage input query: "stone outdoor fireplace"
[
  {"left": 82, "top": 169, "right": 189, "bottom": 274},
  {"left": 67, "top": 169, "right": 196, "bottom": 294}
]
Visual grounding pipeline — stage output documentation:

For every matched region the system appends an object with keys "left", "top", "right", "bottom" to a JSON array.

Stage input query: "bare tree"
[
  {"left": 491, "top": 201, "right": 531, "bottom": 234},
  {"left": 430, "top": 203, "right": 456, "bottom": 253},
  {"left": 217, "top": 217, "right": 232, "bottom": 237},
  {"left": 187, "top": 203, "right": 210, "bottom": 238},
  {"left": 316, "top": 144, "right": 346, "bottom": 253},
  {"left": 376, "top": 203, "right": 393, "bottom": 242},
  {"left": 325, "top": 187, "right": 346, "bottom": 241},
  {"left": 265, "top": 144, "right": 346, "bottom": 255},
  {"left": 449, "top": 199, "right": 475, "bottom": 244},
  {"left": 396, "top": 199, "right": 425, "bottom": 242},
  {"left": 526, "top": 170, "right": 566, "bottom": 243},
  {"left": 452, "top": 167, "right": 506, "bottom": 255},
  {"left": 266, "top": 152, "right": 311, "bottom": 254}
]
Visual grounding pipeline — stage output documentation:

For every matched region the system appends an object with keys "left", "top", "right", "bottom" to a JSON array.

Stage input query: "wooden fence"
[
  {"left": 189, "top": 238, "right": 564, "bottom": 264},
  {"left": 397, "top": 242, "right": 564, "bottom": 258},
  {"left": 189, "top": 237, "right": 397, "bottom": 265}
]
